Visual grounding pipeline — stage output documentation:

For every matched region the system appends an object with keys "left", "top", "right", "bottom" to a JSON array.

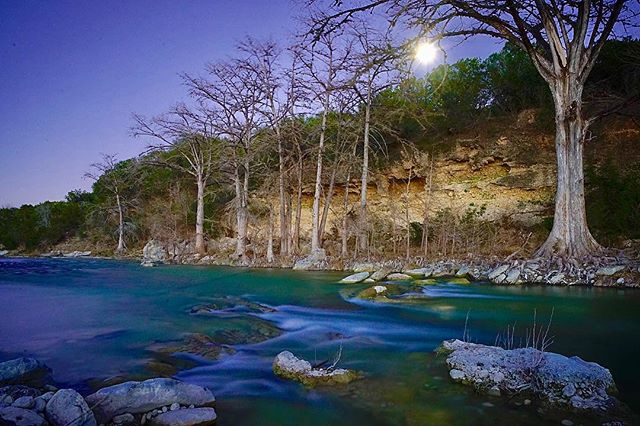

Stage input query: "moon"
[{"left": 415, "top": 42, "right": 438, "bottom": 64}]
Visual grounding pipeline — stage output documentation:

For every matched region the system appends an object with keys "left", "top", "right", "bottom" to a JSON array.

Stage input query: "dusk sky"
[{"left": 0, "top": 0, "right": 502, "bottom": 207}]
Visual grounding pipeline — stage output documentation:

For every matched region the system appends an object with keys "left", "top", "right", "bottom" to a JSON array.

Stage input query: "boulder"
[
  {"left": 142, "top": 240, "right": 169, "bottom": 266},
  {"left": 45, "top": 389, "right": 96, "bottom": 426},
  {"left": 0, "top": 407, "right": 48, "bottom": 426},
  {"left": 11, "top": 396, "right": 34, "bottom": 409},
  {"left": 350, "top": 262, "right": 377, "bottom": 272},
  {"left": 355, "top": 285, "right": 388, "bottom": 299},
  {"left": 440, "top": 339, "right": 618, "bottom": 411},
  {"left": 86, "top": 378, "right": 215, "bottom": 423},
  {"left": 403, "top": 268, "right": 432, "bottom": 278},
  {"left": 338, "top": 272, "right": 370, "bottom": 284},
  {"left": 488, "top": 264, "right": 509, "bottom": 280},
  {"left": 292, "top": 249, "right": 326, "bottom": 271},
  {"left": 596, "top": 265, "right": 625, "bottom": 276},
  {"left": 273, "top": 351, "right": 360, "bottom": 387},
  {"left": 0, "top": 250, "right": 8, "bottom": 257},
  {"left": 370, "top": 268, "right": 392, "bottom": 281},
  {"left": 0, "top": 358, "right": 51, "bottom": 387},
  {"left": 62, "top": 251, "right": 91, "bottom": 258},
  {"left": 148, "top": 408, "right": 218, "bottom": 426},
  {"left": 386, "top": 273, "right": 413, "bottom": 281}
]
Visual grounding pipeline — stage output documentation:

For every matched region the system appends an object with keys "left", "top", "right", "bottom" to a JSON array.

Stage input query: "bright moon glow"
[{"left": 415, "top": 42, "right": 437, "bottom": 64}]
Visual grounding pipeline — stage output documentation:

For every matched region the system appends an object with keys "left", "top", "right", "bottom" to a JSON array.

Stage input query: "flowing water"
[{"left": 1, "top": 257, "right": 639, "bottom": 425}]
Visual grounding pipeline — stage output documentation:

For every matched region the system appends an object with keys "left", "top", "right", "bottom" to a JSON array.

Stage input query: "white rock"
[{"left": 339, "top": 272, "right": 370, "bottom": 284}]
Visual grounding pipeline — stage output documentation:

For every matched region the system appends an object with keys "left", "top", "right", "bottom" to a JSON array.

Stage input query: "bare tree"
[
  {"left": 183, "top": 52, "right": 266, "bottom": 263},
  {"left": 298, "top": 23, "right": 355, "bottom": 255},
  {"left": 312, "top": 0, "right": 639, "bottom": 259},
  {"left": 132, "top": 104, "right": 220, "bottom": 256},
  {"left": 84, "top": 154, "right": 134, "bottom": 254},
  {"left": 349, "top": 20, "right": 400, "bottom": 254}
]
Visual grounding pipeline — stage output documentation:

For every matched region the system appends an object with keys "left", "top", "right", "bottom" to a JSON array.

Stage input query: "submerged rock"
[
  {"left": 45, "top": 388, "right": 96, "bottom": 426},
  {"left": 440, "top": 339, "right": 619, "bottom": 412},
  {"left": 0, "top": 358, "right": 51, "bottom": 387},
  {"left": 273, "top": 351, "right": 361, "bottom": 387},
  {"left": 148, "top": 407, "right": 218, "bottom": 426},
  {"left": 148, "top": 333, "right": 236, "bottom": 361},
  {"left": 189, "top": 296, "right": 276, "bottom": 316},
  {"left": 86, "top": 378, "right": 216, "bottom": 423},
  {"left": 339, "top": 272, "right": 370, "bottom": 284},
  {"left": 369, "top": 268, "right": 392, "bottom": 281}
]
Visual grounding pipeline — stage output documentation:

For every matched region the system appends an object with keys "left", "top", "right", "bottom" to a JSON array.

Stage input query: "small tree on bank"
[{"left": 312, "top": 0, "right": 638, "bottom": 260}]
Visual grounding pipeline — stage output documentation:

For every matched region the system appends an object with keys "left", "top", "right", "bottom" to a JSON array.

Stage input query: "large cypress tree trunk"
[
  {"left": 536, "top": 76, "right": 601, "bottom": 259},
  {"left": 311, "top": 104, "right": 329, "bottom": 253},
  {"left": 358, "top": 98, "right": 371, "bottom": 253}
]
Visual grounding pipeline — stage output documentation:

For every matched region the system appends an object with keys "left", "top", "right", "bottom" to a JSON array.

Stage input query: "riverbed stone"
[
  {"left": 0, "top": 359, "right": 51, "bottom": 387},
  {"left": 141, "top": 240, "right": 169, "bottom": 266},
  {"left": 148, "top": 407, "right": 218, "bottom": 426},
  {"left": 86, "top": 378, "right": 216, "bottom": 423},
  {"left": 11, "top": 396, "right": 34, "bottom": 409},
  {"left": 45, "top": 388, "right": 96, "bottom": 426},
  {"left": 370, "top": 268, "right": 392, "bottom": 281},
  {"left": 487, "top": 265, "right": 509, "bottom": 280},
  {"left": 403, "top": 268, "right": 432, "bottom": 278},
  {"left": 273, "top": 351, "right": 361, "bottom": 387},
  {"left": 339, "top": 272, "right": 370, "bottom": 283},
  {"left": 292, "top": 249, "right": 326, "bottom": 270},
  {"left": 0, "top": 406, "right": 48, "bottom": 426},
  {"left": 112, "top": 413, "right": 136, "bottom": 425},
  {"left": 440, "top": 339, "right": 618, "bottom": 411},
  {"left": 386, "top": 273, "right": 413, "bottom": 281},
  {"left": 596, "top": 265, "right": 625, "bottom": 276}
]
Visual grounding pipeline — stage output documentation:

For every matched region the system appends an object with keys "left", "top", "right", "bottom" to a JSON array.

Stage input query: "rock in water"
[
  {"left": 386, "top": 273, "right": 413, "bottom": 281},
  {"left": 85, "top": 378, "right": 216, "bottom": 423},
  {"left": 338, "top": 272, "right": 370, "bottom": 283},
  {"left": 440, "top": 339, "right": 618, "bottom": 411},
  {"left": 403, "top": 268, "right": 433, "bottom": 278},
  {"left": 148, "top": 407, "right": 218, "bottom": 426},
  {"left": 0, "top": 407, "right": 48, "bottom": 426},
  {"left": 0, "top": 358, "right": 51, "bottom": 386},
  {"left": 273, "top": 351, "right": 360, "bottom": 387},
  {"left": 45, "top": 389, "right": 96, "bottom": 426},
  {"left": 370, "top": 268, "right": 392, "bottom": 281}
]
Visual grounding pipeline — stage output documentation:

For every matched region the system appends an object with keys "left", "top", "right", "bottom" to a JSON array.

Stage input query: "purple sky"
[{"left": 0, "top": 0, "right": 502, "bottom": 207}]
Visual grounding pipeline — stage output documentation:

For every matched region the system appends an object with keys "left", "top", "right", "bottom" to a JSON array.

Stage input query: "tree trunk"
[
  {"left": 292, "top": 147, "right": 303, "bottom": 254},
  {"left": 358, "top": 97, "right": 371, "bottom": 253},
  {"left": 342, "top": 168, "right": 352, "bottom": 258},
  {"left": 195, "top": 174, "right": 206, "bottom": 256},
  {"left": 277, "top": 129, "right": 289, "bottom": 257},
  {"left": 536, "top": 77, "right": 601, "bottom": 259},
  {"left": 311, "top": 104, "right": 329, "bottom": 253},
  {"left": 234, "top": 163, "right": 248, "bottom": 262},
  {"left": 319, "top": 158, "right": 338, "bottom": 243},
  {"left": 267, "top": 203, "right": 275, "bottom": 263},
  {"left": 115, "top": 192, "right": 125, "bottom": 254}
]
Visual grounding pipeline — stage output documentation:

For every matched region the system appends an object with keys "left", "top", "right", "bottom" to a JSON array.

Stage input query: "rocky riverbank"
[{"left": 0, "top": 358, "right": 218, "bottom": 426}]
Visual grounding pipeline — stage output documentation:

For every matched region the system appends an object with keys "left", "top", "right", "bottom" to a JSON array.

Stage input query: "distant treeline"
[{"left": 1, "top": 40, "right": 638, "bottom": 253}]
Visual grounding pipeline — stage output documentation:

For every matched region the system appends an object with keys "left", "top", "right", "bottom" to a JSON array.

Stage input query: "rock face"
[
  {"left": 141, "top": 240, "right": 169, "bottom": 266},
  {"left": 339, "top": 272, "right": 370, "bottom": 284},
  {"left": 0, "top": 358, "right": 51, "bottom": 387},
  {"left": 441, "top": 339, "right": 618, "bottom": 412},
  {"left": 45, "top": 389, "right": 96, "bottom": 426},
  {"left": 148, "top": 407, "right": 218, "bottom": 426},
  {"left": 85, "top": 378, "right": 216, "bottom": 423},
  {"left": 273, "top": 351, "right": 360, "bottom": 387},
  {"left": 0, "top": 406, "right": 48, "bottom": 426}
]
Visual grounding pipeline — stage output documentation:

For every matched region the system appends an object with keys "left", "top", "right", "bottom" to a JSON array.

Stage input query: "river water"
[{"left": 0, "top": 257, "right": 638, "bottom": 425}]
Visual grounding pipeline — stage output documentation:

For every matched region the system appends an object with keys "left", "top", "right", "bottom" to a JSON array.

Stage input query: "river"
[{"left": 0, "top": 257, "right": 638, "bottom": 425}]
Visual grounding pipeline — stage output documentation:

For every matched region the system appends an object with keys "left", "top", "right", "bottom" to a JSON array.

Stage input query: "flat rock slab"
[
  {"left": 149, "top": 407, "right": 218, "bottom": 426},
  {"left": 339, "top": 272, "right": 370, "bottom": 283},
  {"left": 441, "top": 339, "right": 618, "bottom": 411},
  {"left": 86, "top": 378, "right": 215, "bottom": 423},
  {"left": 273, "top": 351, "right": 360, "bottom": 387},
  {"left": 0, "top": 358, "right": 51, "bottom": 387},
  {"left": 0, "top": 407, "right": 48, "bottom": 426}
]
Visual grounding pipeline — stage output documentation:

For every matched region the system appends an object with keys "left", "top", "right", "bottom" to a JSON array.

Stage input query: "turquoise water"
[{"left": 1, "top": 258, "right": 639, "bottom": 425}]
